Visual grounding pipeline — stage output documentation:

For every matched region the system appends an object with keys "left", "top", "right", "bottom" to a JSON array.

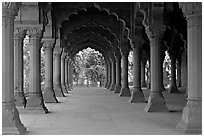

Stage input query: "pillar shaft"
[
  {"left": 61, "top": 53, "right": 68, "bottom": 93},
  {"left": 114, "top": 55, "right": 122, "bottom": 93},
  {"left": 141, "top": 59, "right": 147, "bottom": 87},
  {"left": 106, "top": 62, "right": 112, "bottom": 89},
  {"left": 176, "top": 3, "right": 202, "bottom": 133},
  {"left": 144, "top": 26, "right": 168, "bottom": 112},
  {"left": 119, "top": 45, "right": 131, "bottom": 97},
  {"left": 26, "top": 26, "right": 48, "bottom": 113},
  {"left": 42, "top": 39, "right": 58, "bottom": 103},
  {"left": 169, "top": 56, "right": 179, "bottom": 93},
  {"left": 2, "top": 3, "right": 26, "bottom": 134},
  {"left": 181, "top": 50, "right": 187, "bottom": 92},
  {"left": 69, "top": 61, "right": 73, "bottom": 89},
  {"left": 104, "top": 63, "right": 109, "bottom": 88},
  {"left": 65, "top": 58, "right": 71, "bottom": 91},
  {"left": 129, "top": 39, "right": 146, "bottom": 103},
  {"left": 177, "top": 59, "right": 182, "bottom": 87},
  {"left": 110, "top": 57, "right": 116, "bottom": 91},
  {"left": 53, "top": 46, "right": 65, "bottom": 97},
  {"left": 14, "top": 27, "right": 26, "bottom": 107}
]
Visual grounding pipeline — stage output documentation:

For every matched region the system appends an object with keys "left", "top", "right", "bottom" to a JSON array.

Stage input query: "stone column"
[
  {"left": 114, "top": 53, "right": 122, "bottom": 93},
  {"left": 106, "top": 62, "right": 112, "bottom": 89},
  {"left": 42, "top": 39, "right": 58, "bottom": 103},
  {"left": 110, "top": 55, "right": 116, "bottom": 91},
  {"left": 14, "top": 27, "right": 26, "bottom": 107},
  {"left": 177, "top": 58, "right": 182, "bottom": 87},
  {"left": 129, "top": 38, "right": 146, "bottom": 103},
  {"left": 181, "top": 49, "right": 187, "bottom": 93},
  {"left": 65, "top": 57, "right": 71, "bottom": 91},
  {"left": 2, "top": 2, "right": 26, "bottom": 134},
  {"left": 144, "top": 25, "right": 168, "bottom": 112},
  {"left": 119, "top": 42, "right": 131, "bottom": 97},
  {"left": 26, "top": 26, "right": 48, "bottom": 113},
  {"left": 61, "top": 52, "right": 68, "bottom": 93},
  {"left": 69, "top": 60, "right": 73, "bottom": 90},
  {"left": 168, "top": 55, "right": 179, "bottom": 93},
  {"left": 147, "top": 59, "right": 151, "bottom": 89},
  {"left": 176, "top": 3, "right": 201, "bottom": 134},
  {"left": 53, "top": 46, "right": 65, "bottom": 97},
  {"left": 104, "top": 63, "right": 109, "bottom": 88},
  {"left": 141, "top": 58, "right": 147, "bottom": 87}
]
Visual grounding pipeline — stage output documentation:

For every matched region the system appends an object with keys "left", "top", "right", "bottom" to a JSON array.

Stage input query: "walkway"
[{"left": 18, "top": 87, "right": 186, "bottom": 135}]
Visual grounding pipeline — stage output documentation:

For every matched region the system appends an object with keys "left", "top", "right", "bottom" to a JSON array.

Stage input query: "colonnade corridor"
[{"left": 18, "top": 86, "right": 186, "bottom": 135}]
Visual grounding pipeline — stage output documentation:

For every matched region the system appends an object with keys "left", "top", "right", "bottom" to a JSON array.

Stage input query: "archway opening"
[{"left": 73, "top": 47, "right": 106, "bottom": 88}]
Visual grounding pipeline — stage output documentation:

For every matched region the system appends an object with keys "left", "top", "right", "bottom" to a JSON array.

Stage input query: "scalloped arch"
[
  {"left": 67, "top": 22, "right": 117, "bottom": 45},
  {"left": 60, "top": 5, "right": 128, "bottom": 39}
]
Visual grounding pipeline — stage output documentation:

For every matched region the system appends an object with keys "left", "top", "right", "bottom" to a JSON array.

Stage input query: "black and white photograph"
[{"left": 2, "top": 1, "right": 202, "bottom": 135}]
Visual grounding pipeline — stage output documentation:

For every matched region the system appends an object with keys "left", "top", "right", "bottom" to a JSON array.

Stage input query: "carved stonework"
[
  {"left": 53, "top": 46, "right": 62, "bottom": 56},
  {"left": 179, "top": 2, "right": 201, "bottom": 28},
  {"left": 27, "top": 27, "right": 44, "bottom": 39},
  {"left": 14, "top": 27, "right": 26, "bottom": 39},
  {"left": 42, "top": 39, "right": 55, "bottom": 51},
  {"left": 145, "top": 25, "right": 166, "bottom": 41},
  {"left": 120, "top": 39, "right": 131, "bottom": 55},
  {"left": 2, "top": 2, "right": 20, "bottom": 17}
]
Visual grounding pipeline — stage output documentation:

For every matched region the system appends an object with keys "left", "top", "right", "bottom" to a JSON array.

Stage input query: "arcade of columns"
[{"left": 2, "top": 2, "right": 201, "bottom": 134}]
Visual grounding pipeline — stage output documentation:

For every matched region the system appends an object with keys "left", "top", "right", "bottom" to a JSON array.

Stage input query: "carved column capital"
[
  {"left": 179, "top": 2, "right": 201, "bottom": 28},
  {"left": 145, "top": 25, "right": 165, "bottom": 41},
  {"left": 27, "top": 26, "right": 44, "bottom": 39},
  {"left": 42, "top": 38, "right": 55, "bottom": 51},
  {"left": 14, "top": 27, "right": 26, "bottom": 39},
  {"left": 65, "top": 54, "right": 70, "bottom": 61},
  {"left": 53, "top": 46, "right": 62, "bottom": 56},
  {"left": 2, "top": 2, "right": 21, "bottom": 17},
  {"left": 120, "top": 39, "right": 131, "bottom": 56}
]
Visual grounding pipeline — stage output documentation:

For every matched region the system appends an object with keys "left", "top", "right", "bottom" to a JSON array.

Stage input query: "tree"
[{"left": 73, "top": 47, "right": 106, "bottom": 87}]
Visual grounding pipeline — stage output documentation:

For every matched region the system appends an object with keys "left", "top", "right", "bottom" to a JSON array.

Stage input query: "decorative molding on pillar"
[
  {"left": 2, "top": 2, "right": 21, "bottom": 18},
  {"left": 42, "top": 38, "right": 55, "bottom": 50},
  {"left": 53, "top": 46, "right": 62, "bottom": 56},
  {"left": 145, "top": 25, "right": 166, "bottom": 42},
  {"left": 179, "top": 3, "right": 201, "bottom": 28},
  {"left": 120, "top": 39, "right": 131, "bottom": 56},
  {"left": 14, "top": 27, "right": 26, "bottom": 39},
  {"left": 27, "top": 26, "right": 44, "bottom": 40}
]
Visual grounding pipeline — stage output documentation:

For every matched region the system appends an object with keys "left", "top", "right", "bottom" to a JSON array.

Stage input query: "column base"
[
  {"left": 14, "top": 91, "right": 27, "bottom": 107},
  {"left": 168, "top": 85, "right": 180, "bottom": 93},
  {"left": 109, "top": 83, "right": 116, "bottom": 91},
  {"left": 61, "top": 84, "right": 68, "bottom": 94},
  {"left": 2, "top": 103, "right": 26, "bottom": 135},
  {"left": 43, "top": 87, "right": 58, "bottom": 103},
  {"left": 129, "top": 87, "right": 146, "bottom": 103},
  {"left": 113, "top": 85, "right": 121, "bottom": 93},
  {"left": 104, "top": 83, "right": 108, "bottom": 88},
  {"left": 119, "top": 86, "right": 131, "bottom": 97},
  {"left": 26, "top": 93, "right": 48, "bottom": 113},
  {"left": 144, "top": 92, "right": 168, "bottom": 112},
  {"left": 66, "top": 83, "right": 71, "bottom": 91},
  {"left": 54, "top": 84, "right": 65, "bottom": 97},
  {"left": 176, "top": 99, "right": 202, "bottom": 134},
  {"left": 106, "top": 83, "right": 111, "bottom": 90}
]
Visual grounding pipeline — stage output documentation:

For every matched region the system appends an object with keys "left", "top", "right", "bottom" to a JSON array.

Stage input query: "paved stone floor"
[{"left": 18, "top": 87, "right": 187, "bottom": 135}]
